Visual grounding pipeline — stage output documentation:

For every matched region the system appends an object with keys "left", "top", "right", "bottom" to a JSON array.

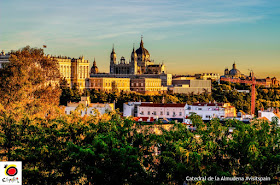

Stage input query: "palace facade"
[{"left": 48, "top": 55, "right": 90, "bottom": 89}]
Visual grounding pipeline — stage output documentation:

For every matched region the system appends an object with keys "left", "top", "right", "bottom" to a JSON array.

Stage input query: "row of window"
[
  {"left": 131, "top": 82, "right": 160, "bottom": 87},
  {"left": 187, "top": 107, "right": 224, "bottom": 111},
  {"left": 79, "top": 66, "right": 89, "bottom": 79},
  {"left": 140, "top": 111, "right": 183, "bottom": 116},
  {"left": 91, "top": 82, "right": 128, "bottom": 87},
  {"left": 65, "top": 110, "right": 95, "bottom": 114}
]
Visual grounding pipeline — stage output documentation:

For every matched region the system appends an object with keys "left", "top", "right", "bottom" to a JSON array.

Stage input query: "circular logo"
[{"left": 5, "top": 165, "right": 18, "bottom": 176}]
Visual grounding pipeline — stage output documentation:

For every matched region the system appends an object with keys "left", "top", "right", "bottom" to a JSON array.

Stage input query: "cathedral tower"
[
  {"left": 110, "top": 45, "right": 117, "bottom": 74},
  {"left": 131, "top": 44, "right": 138, "bottom": 74},
  {"left": 90, "top": 58, "right": 99, "bottom": 75}
]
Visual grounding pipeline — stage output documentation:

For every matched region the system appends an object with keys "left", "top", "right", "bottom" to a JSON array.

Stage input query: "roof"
[
  {"left": 148, "top": 64, "right": 161, "bottom": 67},
  {"left": 140, "top": 103, "right": 186, "bottom": 108},
  {"left": 135, "top": 39, "right": 150, "bottom": 56},
  {"left": 192, "top": 103, "right": 224, "bottom": 106},
  {"left": 229, "top": 69, "right": 241, "bottom": 76},
  {"left": 257, "top": 117, "right": 270, "bottom": 121},
  {"left": 136, "top": 47, "right": 149, "bottom": 56}
]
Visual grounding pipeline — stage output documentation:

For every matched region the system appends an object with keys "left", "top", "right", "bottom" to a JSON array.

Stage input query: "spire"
[
  {"left": 93, "top": 58, "right": 96, "bottom": 65},
  {"left": 140, "top": 35, "right": 144, "bottom": 47},
  {"left": 133, "top": 43, "right": 135, "bottom": 52},
  {"left": 233, "top": 61, "right": 236, "bottom": 69},
  {"left": 111, "top": 44, "right": 115, "bottom": 54},
  {"left": 132, "top": 43, "right": 136, "bottom": 53}
]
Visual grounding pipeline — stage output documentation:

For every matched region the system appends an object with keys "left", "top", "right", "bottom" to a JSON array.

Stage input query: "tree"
[{"left": 0, "top": 46, "right": 61, "bottom": 116}]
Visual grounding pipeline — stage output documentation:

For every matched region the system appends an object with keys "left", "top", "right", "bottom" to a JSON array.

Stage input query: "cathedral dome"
[
  {"left": 90, "top": 58, "right": 98, "bottom": 74},
  {"left": 135, "top": 38, "right": 150, "bottom": 56},
  {"left": 229, "top": 69, "right": 241, "bottom": 76},
  {"left": 228, "top": 63, "right": 241, "bottom": 77}
]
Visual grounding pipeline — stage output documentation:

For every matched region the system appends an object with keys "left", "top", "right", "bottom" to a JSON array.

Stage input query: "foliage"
[
  {"left": 0, "top": 46, "right": 61, "bottom": 117},
  {"left": 0, "top": 109, "right": 279, "bottom": 184}
]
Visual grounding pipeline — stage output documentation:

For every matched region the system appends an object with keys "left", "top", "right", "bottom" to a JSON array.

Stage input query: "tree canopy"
[{"left": 0, "top": 46, "right": 61, "bottom": 117}]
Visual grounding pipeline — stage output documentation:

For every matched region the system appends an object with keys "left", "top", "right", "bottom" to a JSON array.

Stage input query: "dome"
[
  {"left": 136, "top": 47, "right": 149, "bottom": 56},
  {"left": 90, "top": 58, "right": 98, "bottom": 74},
  {"left": 135, "top": 38, "right": 150, "bottom": 56},
  {"left": 229, "top": 69, "right": 241, "bottom": 76},
  {"left": 228, "top": 62, "right": 241, "bottom": 77}
]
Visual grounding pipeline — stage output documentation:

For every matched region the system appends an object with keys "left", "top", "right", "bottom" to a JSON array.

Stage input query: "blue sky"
[{"left": 1, "top": 0, "right": 280, "bottom": 78}]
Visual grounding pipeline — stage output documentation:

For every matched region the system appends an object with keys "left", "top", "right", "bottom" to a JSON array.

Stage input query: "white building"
[
  {"left": 138, "top": 103, "right": 186, "bottom": 122},
  {"left": 123, "top": 102, "right": 152, "bottom": 117},
  {"left": 185, "top": 102, "right": 236, "bottom": 121},
  {"left": 258, "top": 109, "right": 280, "bottom": 124},
  {"left": 123, "top": 102, "right": 236, "bottom": 122},
  {"left": 64, "top": 96, "right": 114, "bottom": 116}
]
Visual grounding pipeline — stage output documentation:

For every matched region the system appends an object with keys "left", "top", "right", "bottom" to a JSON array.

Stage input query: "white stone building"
[
  {"left": 123, "top": 102, "right": 186, "bottom": 122},
  {"left": 258, "top": 109, "right": 280, "bottom": 125},
  {"left": 123, "top": 102, "right": 236, "bottom": 122},
  {"left": 64, "top": 96, "right": 114, "bottom": 116},
  {"left": 123, "top": 102, "right": 148, "bottom": 117},
  {"left": 185, "top": 102, "right": 236, "bottom": 121}
]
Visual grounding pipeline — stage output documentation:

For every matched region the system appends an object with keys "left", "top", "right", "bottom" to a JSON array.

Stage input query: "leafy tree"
[{"left": 0, "top": 46, "right": 61, "bottom": 116}]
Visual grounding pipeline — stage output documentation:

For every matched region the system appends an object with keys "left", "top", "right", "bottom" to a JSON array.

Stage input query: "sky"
[{"left": 1, "top": 0, "right": 280, "bottom": 78}]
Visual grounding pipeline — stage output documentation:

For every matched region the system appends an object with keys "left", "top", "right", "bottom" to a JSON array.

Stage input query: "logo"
[
  {"left": 0, "top": 161, "right": 22, "bottom": 185},
  {"left": 4, "top": 165, "right": 18, "bottom": 177}
]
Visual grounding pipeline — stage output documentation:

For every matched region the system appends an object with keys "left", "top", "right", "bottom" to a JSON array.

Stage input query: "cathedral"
[
  {"left": 110, "top": 37, "right": 165, "bottom": 75},
  {"left": 224, "top": 62, "right": 244, "bottom": 78}
]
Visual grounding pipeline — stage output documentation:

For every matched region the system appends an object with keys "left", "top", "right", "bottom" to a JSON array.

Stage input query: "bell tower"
[
  {"left": 131, "top": 44, "right": 138, "bottom": 74},
  {"left": 110, "top": 45, "right": 117, "bottom": 74}
]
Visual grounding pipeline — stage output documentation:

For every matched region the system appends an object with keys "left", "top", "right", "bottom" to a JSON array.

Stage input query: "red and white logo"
[{"left": 0, "top": 161, "right": 22, "bottom": 185}]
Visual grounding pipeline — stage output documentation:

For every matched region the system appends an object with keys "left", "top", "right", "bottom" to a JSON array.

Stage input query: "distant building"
[
  {"left": 258, "top": 108, "right": 280, "bottom": 125},
  {"left": 184, "top": 102, "right": 236, "bottom": 121},
  {"left": 90, "top": 73, "right": 172, "bottom": 87},
  {"left": 195, "top": 73, "right": 220, "bottom": 81},
  {"left": 137, "top": 103, "right": 186, "bottom": 122},
  {"left": 256, "top": 77, "right": 280, "bottom": 87},
  {"left": 110, "top": 37, "right": 165, "bottom": 75},
  {"left": 86, "top": 77, "right": 130, "bottom": 92},
  {"left": 171, "top": 77, "right": 211, "bottom": 94},
  {"left": 123, "top": 102, "right": 149, "bottom": 117},
  {"left": 90, "top": 58, "right": 99, "bottom": 75},
  {"left": 224, "top": 62, "right": 245, "bottom": 78},
  {"left": 0, "top": 50, "right": 10, "bottom": 68},
  {"left": 1, "top": 51, "right": 90, "bottom": 90},
  {"left": 123, "top": 102, "right": 236, "bottom": 122},
  {"left": 130, "top": 78, "right": 162, "bottom": 94},
  {"left": 64, "top": 96, "right": 114, "bottom": 116},
  {"left": 48, "top": 55, "right": 90, "bottom": 89}
]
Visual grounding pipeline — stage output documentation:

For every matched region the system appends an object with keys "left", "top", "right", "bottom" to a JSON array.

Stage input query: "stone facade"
[
  {"left": 110, "top": 38, "right": 165, "bottom": 75},
  {"left": 130, "top": 78, "right": 162, "bottom": 94},
  {"left": 86, "top": 77, "right": 130, "bottom": 92},
  {"left": 48, "top": 55, "right": 90, "bottom": 89}
]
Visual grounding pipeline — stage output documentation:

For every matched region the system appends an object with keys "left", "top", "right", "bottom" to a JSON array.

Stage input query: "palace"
[
  {"left": 110, "top": 37, "right": 165, "bottom": 75},
  {"left": 48, "top": 55, "right": 90, "bottom": 89}
]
